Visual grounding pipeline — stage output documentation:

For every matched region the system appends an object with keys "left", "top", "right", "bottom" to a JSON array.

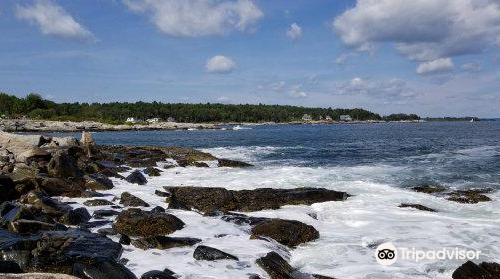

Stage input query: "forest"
[{"left": 0, "top": 93, "right": 420, "bottom": 123}]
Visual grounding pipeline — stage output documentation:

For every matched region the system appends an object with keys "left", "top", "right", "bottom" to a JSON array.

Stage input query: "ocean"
[{"left": 57, "top": 121, "right": 500, "bottom": 278}]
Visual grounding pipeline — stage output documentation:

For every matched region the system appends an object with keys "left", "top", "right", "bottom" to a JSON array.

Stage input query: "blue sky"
[{"left": 1, "top": 0, "right": 500, "bottom": 117}]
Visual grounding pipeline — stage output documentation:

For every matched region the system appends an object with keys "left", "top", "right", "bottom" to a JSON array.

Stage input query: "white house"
[
  {"left": 301, "top": 114, "right": 312, "bottom": 121},
  {"left": 126, "top": 117, "right": 136, "bottom": 123},
  {"left": 146, "top": 117, "right": 160, "bottom": 123},
  {"left": 325, "top": 115, "right": 332, "bottom": 121},
  {"left": 166, "top": 117, "right": 176, "bottom": 122},
  {"left": 340, "top": 115, "right": 353, "bottom": 121}
]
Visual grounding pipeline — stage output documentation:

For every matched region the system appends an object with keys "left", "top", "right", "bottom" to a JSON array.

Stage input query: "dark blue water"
[{"left": 50, "top": 121, "right": 500, "bottom": 189}]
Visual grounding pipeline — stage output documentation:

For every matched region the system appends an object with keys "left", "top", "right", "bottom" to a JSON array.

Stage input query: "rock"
[
  {"left": 217, "top": 158, "right": 253, "bottom": 168},
  {"left": 8, "top": 219, "right": 56, "bottom": 234},
  {"left": 93, "top": 209, "right": 119, "bottom": 219},
  {"left": 143, "top": 167, "right": 162, "bottom": 177},
  {"left": 125, "top": 170, "right": 147, "bottom": 185},
  {"left": 113, "top": 208, "right": 185, "bottom": 237},
  {"left": 0, "top": 260, "right": 22, "bottom": 273},
  {"left": 120, "top": 192, "right": 150, "bottom": 207},
  {"left": 250, "top": 219, "right": 319, "bottom": 248},
  {"left": 0, "top": 274, "right": 80, "bottom": 279},
  {"left": 255, "top": 252, "right": 295, "bottom": 279},
  {"left": 97, "top": 228, "right": 117, "bottom": 236},
  {"left": 398, "top": 203, "right": 437, "bottom": 212},
  {"left": 140, "top": 270, "right": 176, "bottom": 279},
  {"left": 0, "top": 174, "right": 20, "bottom": 203},
  {"left": 0, "top": 229, "right": 38, "bottom": 270},
  {"left": 23, "top": 191, "right": 72, "bottom": 217},
  {"left": 412, "top": 184, "right": 446, "bottom": 194},
  {"left": 84, "top": 174, "right": 114, "bottom": 190},
  {"left": 83, "top": 199, "right": 114, "bottom": 206},
  {"left": 447, "top": 189, "right": 492, "bottom": 204},
  {"left": 193, "top": 245, "right": 238, "bottom": 261},
  {"left": 1, "top": 205, "right": 34, "bottom": 228},
  {"left": 59, "top": 208, "right": 91, "bottom": 225},
  {"left": 72, "top": 260, "right": 137, "bottom": 279},
  {"left": 119, "top": 234, "right": 131, "bottom": 245},
  {"left": 131, "top": 236, "right": 201, "bottom": 250},
  {"left": 0, "top": 132, "right": 51, "bottom": 163},
  {"left": 79, "top": 191, "right": 106, "bottom": 198},
  {"left": 452, "top": 261, "right": 500, "bottom": 279},
  {"left": 47, "top": 151, "right": 81, "bottom": 179},
  {"left": 81, "top": 132, "right": 95, "bottom": 146},
  {"left": 166, "top": 186, "right": 349, "bottom": 213},
  {"left": 154, "top": 190, "right": 169, "bottom": 197},
  {"left": 38, "top": 177, "right": 84, "bottom": 197},
  {"left": 150, "top": 206, "right": 165, "bottom": 213},
  {"left": 210, "top": 211, "right": 271, "bottom": 226},
  {"left": 191, "top": 162, "right": 209, "bottom": 168}
]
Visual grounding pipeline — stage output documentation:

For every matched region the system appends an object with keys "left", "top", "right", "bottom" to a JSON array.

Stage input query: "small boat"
[{"left": 470, "top": 118, "right": 475, "bottom": 122}]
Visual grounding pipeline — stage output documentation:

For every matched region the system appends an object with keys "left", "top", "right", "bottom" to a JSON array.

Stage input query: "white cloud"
[
  {"left": 123, "top": 0, "right": 263, "bottom": 37},
  {"left": 339, "top": 77, "right": 415, "bottom": 99},
  {"left": 416, "top": 58, "right": 454, "bottom": 75},
  {"left": 205, "top": 55, "right": 237, "bottom": 73},
  {"left": 287, "top": 84, "right": 307, "bottom": 98},
  {"left": 286, "top": 22, "right": 302, "bottom": 40},
  {"left": 334, "top": 52, "right": 358, "bottom": 65},
  {"left": 461, "top": 62, "right": 483, "bottom": 72},
  {"left": 16, "top": 0, "right": 94, "bottom": 41},
  {"left": 217, "top": 96, "right": 230, "bottom": 102},
  {"left": 333, "top": 0, "right": 500, "bottom": 62}
]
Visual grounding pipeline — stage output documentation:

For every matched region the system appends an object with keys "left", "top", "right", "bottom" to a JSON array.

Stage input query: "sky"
[{"left": 1, "top": 0, "right": 500, "bottom": 117}]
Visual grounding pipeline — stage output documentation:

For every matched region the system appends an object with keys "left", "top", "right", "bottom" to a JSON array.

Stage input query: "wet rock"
[
  {"left": 23, "top": 191, "right": 71, "bottom": 217},
  {"left": 119, "top": 234, "right": 131, "bottom": 245},
  {"left": 59, "top": 208, "right": 91, "bottom": 225},
  {"left": 0, "top": 229, "right": 38, "bottom": 270},
  {"left": 113, "top": 208, "right": 185, "bottom": 237},
  {"left": 131, "top": 236, "right": 201, "bottom": 250},
  {"left": 0, "top": 174, "right": 20, "bottom": 204},
  {"left": 120, "top": 192, "right": 150, "bottom": 207},
  {"left": 256, "top": 252, "right": 295, "bottom": 279},
  {"left": 125, "top": 170, "right": 147, "bottom": 185},
  {"left": 398, "top": 203, "right": 437, "bottom": 212},
  {"left": 217, "top": 158, "right": 253, "bottom": 168},
  {"left": 98, "top": 168, "right": 125, "bottom": 179},
  {"left": 140, "top": 270, "right": 176, "bottom": 279},
  {"left": 154, "top": 190, "right": 169, "bottom": 197},
  {"left": 93, "top": 209, "right": 119, "bottom": 219},
  {"left": 210, "top": 211, "right": 271, "bottom": 226},
  {"left": 452, "top": 261, "right": 500, "bottom": 279},
  {"left": 166, "top": 186, "right": 348, "bottom": 213},
  {"left": 97, "top": 228, "right": 117, "bottom": 236},
  {"left": 81, "top": 132, "right": 95, "bottom": 146},
  {"left": 251, "top": 219, "right": 319, "bottom": 248},
  {"left": 38, "top": 177, "right": 84, "bottom": 197},
  {"left": 72, "top": 260, "right": 137, "bottom": 279},
  {"left": 412, "top": 184, "right": 446, "bottom": 194},
  {"left": 1, "top": 274, "right": 80, "bottom": 279},
  {"left": 79, "top": 191, "right": 106, "bottom": 198},
  {"left": 84, "top": 174, "right": 114, "bottom": 190},
  {"left": 8, "top": 219, "right": 56, "bottom": 234},
  {"left": 193, "top": 245, "right": 238, "bottom": 261},
  {"left": 1, "top": 204, "right": 34, "bottom": 228},
  {"left": 0, "top": 260, "right": 22, "bottom": 273},
  {"left": 447, "top": 189, "right": 492, "bottom": 204},
  {"left": 83, "top": 199, "right": 114, "bottom": 207},
  {"left": 150, "top": 206, "right": 165, "bottom": 213},
  {"left": 191, "top": 162, "right": 209, "bottom": 168},
  {"left": 143, "top": 167, "right": 162, "bottom": 177},
  {"left": 47, "top": 151, "right": 81, "bottom": 179}
]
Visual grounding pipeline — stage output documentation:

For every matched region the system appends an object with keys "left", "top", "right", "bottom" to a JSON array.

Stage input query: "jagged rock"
[
  {"left": 140, "top": 270, "right": 176, "bottom": 279},
  {"left": 79, "top": 191, "right": 106, "bottom": 198},
  {"left": 154, "top": 190, "right": 169, "bottom": 197},
  {"left": 97, "top": 228, "right": 117, "bottom": 236},
  {"left": 210, "top": 211, "right": 271, "bottom": 226},
  {"left": 120, "top": 192, "right": 150, "bottom": 207},
  {"left": 193, "top": 245, "right": 238, "bottom": 261},
  {"left": 452, "top": 261, "right": 500, "bottom": 279},
  {"left": 38, "top": 177, "right": 84, "bottom": 197},
  {"left": 447, "top": 189, "right": 492, "bottom": 204},
  {"left": 217, "top": 158, "right": 253, "bottom": 168},
  {"left": 113, "top": 208, "right": 185, "bottom": 237},
  {"left": 23, "top": 191, "right": 72, "bottom": 217},
  {"left": 47, "top": 151, "right": 81, "bottom": 179},
  {"left": 0, "top": 132, "right": 51, "bottom": 163},
  {"left": 125, "top": 170, "right": 147, "bottom": 185},
  {"left": 93, "top": 209, "right": 119, "bottom": 219},
  {"left": 143, "top": 167, "right": 162, "bottom": 177},
  {"left": 1, "top": 274, "right": 80, "bottom": 279},
  {"left": 150, "top": 206, "right": 165, "bottom": 213},
  {"left": 398, "top": 203, "right": 437, "bottom": 212},
  {"left": 412, "top": 184, "right": 446, "bottom": 194},
  {"left": 256, "top": 252, "right": 295, "bottom": 279},
  {"left": 83, "top": 199, "right": 114, "bottom": 206},
  {"left": 8, "top": 219, "right": 56, "bottom": 234},
  {"left": 72, "top": 260, "right": 137, "bottom": 279},
  {"left": 0, "top": 174, "right": 20, "bottom": 204},
  {"left": 0, "top": 260, "right": 22, "bottom": 273},
  {"left": 251, "top": 219, "right": 319, "bottom": 248},
  {"left": 1, "top": 204, "right": 34, "bottom": 228},
  {"left": 80, "top": 132, "right": 95, "bottom": 146},
  {"left": 84, "top": 174, "right": 114, "bottom": 191},
  {"left": 119, "top": 234, "right": 131, "bottom": 245},
  {"left": 131, "top": 236, "right": 201, "bottom": 250},
  {"left": 166, "top": 186, "right": 349, "bottom": 213},
  {"left": 59, "top": 208, "right": 91, "bottom": 225},
  {"left": 8, "top": 164, "right": 39, "bottom": 181}
]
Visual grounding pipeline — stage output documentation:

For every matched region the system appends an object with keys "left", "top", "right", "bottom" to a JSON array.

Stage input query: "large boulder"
[
  {"left": 113, "top": 208, "right": 184, "bottom": 237},
  {"left": 47, "top": 151, "right": 81, "bottom": 179},
  {"left": 256, "top": 252, "right": 295, "bottom": 279},
  {"left": 1, "top": 274, "right": 80, "bottom": 279},
  {"left": 452, "top": 261, "right": 500, "bottom": 279},
  {"left": 59, "top": 208, "right": 91, "bottom": 225},
  {"left": 140, "top": 270, "right": 176, "bottom": 279},
  {"left": 0, "top": 260, "right": 22, "bottom": 273},
  {"left": 8, "top": 219, "right": 57, "bottom": 234},
  {"left": 166, "top": 186, "right": 349, "bottom": 213},
  {"left": 0, "top": 131, "right": 51, "bottom": 163},
  {"left": 143, "top": 167, "right": 162, "bottom": 177},
  {"left": 250, "top": 219, "right": 319, "bottom": 248},
  {"left": 131, "top": 236, "right": 201, "bottom": 250},
  {"left": 0, "top": 174, "right": 20, "bottom": 203},
  {"left": 22, "top": 191, "right": 72, "bottom": 217},
  {"left": 120, "top": 192, "right": 150, "bottom": 207},
  {"left": 125, "top": 170, "right": 147, "bottom": 185},
  {"left": 38, "top": 177, "right": 84, "bottom": 197},
  {"left": 217, "top": 158, "right": 253, "bottom": 168},
  {"left": 72, "top": 260, "right": 137, "bottom": 279},
  {"left": 193, "top": 245, "right": 238, "bottom": 261},
  {"left": 84, "top": 174, "right": 114, "bottom": 190}
]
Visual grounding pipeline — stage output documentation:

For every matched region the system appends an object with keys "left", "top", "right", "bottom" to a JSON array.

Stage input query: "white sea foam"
[{"left": 63, "top": 145, "right": 500, "bottom": 279}]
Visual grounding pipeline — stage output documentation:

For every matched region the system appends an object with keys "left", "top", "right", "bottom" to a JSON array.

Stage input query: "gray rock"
[{"left": 193, "top": 245, "right": 238, "bottom": 261}]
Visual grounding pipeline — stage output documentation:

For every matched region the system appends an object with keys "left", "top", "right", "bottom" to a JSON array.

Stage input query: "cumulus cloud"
[
  {"left": 205, "top": 55, "right": 237, "bottom": 73},
  {"left": 16, "top": 0, "right": 94, "bottom": 41},
  {"left": 416, "top": 58, "right": 454, "bottom": 75},
  {"left": 286, "top": 23, "right": 302, "bottom": 40},
  {"left": 287, "top": 84, "right": 308, "bottom": 98},
  {"left": 339, "top": 77, "right": 415, "bottom": 99},
  {"left": 123, "top": 0, "right": 263, "bottom": 37},
  {"left": 333, "top": 0, "right": 500, "bottom": 62},
  {"left": 461, "top": 62, "right": 483, "bottom": 72}
]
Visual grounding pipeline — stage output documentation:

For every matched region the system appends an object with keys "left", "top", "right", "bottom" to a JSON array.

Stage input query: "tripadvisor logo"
[{"left": 375, "top": 243, "right": 481, "bottom": 265}]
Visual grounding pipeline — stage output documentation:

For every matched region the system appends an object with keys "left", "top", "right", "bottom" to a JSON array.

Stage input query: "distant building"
[
  {"left": 340, "top": 115, "right": 353, "bottom": 121},
  {"left": 301, "top": 114, "right": 312, "bottom": 121},
  {"left": 325, "top": 116, "right": 332, "bottom": 121},
  {"left": 147, "top": 117, "right": 160, "bottom": 123},
  {"left": 318, "top": 116, "right": 323, "bottom": 120},
  {"left": 126, "top": 117, "right": 136, "bottom": 123},
  {"left": 166, "top": 117, "right": 176, "bottom": 122}
]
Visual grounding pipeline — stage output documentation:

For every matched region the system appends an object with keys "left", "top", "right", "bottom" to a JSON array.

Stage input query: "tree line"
[{"left": 0, "top": 93, "right": 420, "bottom": 123}]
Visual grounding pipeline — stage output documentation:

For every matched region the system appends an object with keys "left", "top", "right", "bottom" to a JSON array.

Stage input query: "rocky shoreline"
[{"left": 0, "top": 130, "right": 498, "bottom": 279}]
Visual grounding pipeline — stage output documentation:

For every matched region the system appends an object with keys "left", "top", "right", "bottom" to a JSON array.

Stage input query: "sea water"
[{"left": 57, "top": 122, "right": 500, "bottom": 278}]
